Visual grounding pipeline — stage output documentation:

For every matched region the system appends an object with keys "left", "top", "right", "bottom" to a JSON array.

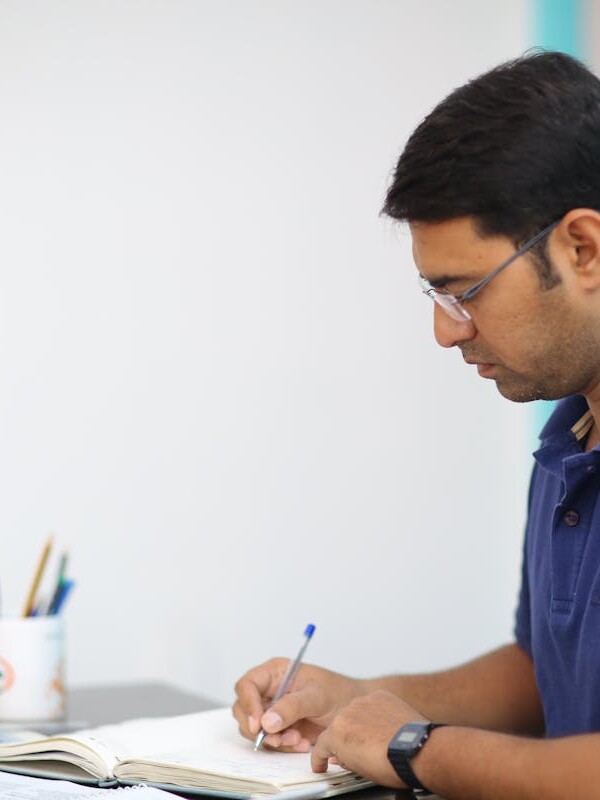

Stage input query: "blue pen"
[
  {"left": 46, "top": 552, "right": 69, "bottom": 616},
  {"left": 49, "top": 579, "right": 75, "bottom": 615},
  {"left": 254, "top": 624, "right": 316, "bottom": 751}
]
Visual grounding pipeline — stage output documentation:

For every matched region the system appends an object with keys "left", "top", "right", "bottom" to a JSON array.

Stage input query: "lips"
[{"left": 462, "top": 357, "right": 497, "bottom": 377}]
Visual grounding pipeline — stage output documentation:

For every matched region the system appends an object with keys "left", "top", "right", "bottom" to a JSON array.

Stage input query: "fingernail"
[
  {"left": 262, "top": 711, "right": 283, "bottom": 732},
  {"left": 248, "top": 715, "right": 258, "bottom": 734}
]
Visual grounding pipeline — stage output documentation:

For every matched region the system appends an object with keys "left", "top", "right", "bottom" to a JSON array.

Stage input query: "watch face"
[
  {"left": 396, "top": 730, "right": 420, "bottom": 744},
  {"left": 392, "top": 722, "right": 429, "bottom": 750}
]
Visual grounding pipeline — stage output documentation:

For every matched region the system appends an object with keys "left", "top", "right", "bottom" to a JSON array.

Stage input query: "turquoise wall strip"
[
  {"left": 531, "top": 0, "right": 583, "bottom": 56},
  {"left": 528, "top": 0, "right": 584, "bottom": 446}
]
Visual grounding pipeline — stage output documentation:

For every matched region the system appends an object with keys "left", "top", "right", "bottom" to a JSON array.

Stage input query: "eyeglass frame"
[{"left": 418, "top": 219, "right": 560, "bottom": 322}]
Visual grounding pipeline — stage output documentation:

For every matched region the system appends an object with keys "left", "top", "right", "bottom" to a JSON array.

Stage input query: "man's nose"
[{"left": 433, "top": 303, "right": 476, "bottom": 348}]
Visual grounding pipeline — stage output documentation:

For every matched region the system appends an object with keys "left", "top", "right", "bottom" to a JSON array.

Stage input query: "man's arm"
[
  {"left": 417, "top": 725, "right": 600, "bottom": 800},
  {"left": 232, "top": 642, "right": 543, "bottom": 750},
  {"left": 311, "top": 693, "right": 599, "bottom": 800},
  {"left": 365, "top": 642, "right": 544, "bottom": 735}
]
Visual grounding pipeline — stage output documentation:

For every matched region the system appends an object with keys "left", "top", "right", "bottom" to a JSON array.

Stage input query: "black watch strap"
[{"left": 387, "top": 722, "right": 447, "bottom": 796}]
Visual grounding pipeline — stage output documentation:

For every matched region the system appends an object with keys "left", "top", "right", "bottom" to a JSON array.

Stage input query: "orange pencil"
[{"left": 22, "top": 536, "right": 53, "bottom": 617}]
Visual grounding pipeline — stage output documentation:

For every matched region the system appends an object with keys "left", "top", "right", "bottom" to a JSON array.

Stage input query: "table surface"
[{"left": 70, "top": 681, "right": 221, "bottom": 727}]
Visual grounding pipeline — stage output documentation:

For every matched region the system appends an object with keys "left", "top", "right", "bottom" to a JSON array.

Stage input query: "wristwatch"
[{"left": 387, "top": 721, "right": 446, "bottom": 795}]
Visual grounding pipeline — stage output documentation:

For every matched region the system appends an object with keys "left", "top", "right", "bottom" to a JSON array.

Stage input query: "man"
[{"left": 233, "top": 51, "right": 600, "bottom": 799}]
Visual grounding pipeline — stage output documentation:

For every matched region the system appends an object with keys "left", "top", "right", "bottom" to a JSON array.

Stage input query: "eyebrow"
[{"left": 420, "top": 272, "right": 479, "bottom": 290}]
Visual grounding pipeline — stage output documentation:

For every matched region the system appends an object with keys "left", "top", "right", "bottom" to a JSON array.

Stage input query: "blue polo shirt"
[{"left": 515, "top": 394, "right": 600, "bottom": 737}]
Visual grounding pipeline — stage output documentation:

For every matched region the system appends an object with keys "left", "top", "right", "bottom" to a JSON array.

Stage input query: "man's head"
[
  {"left": 383, "top": 51, "right": 600, "bottom": 403},
  {"left": 383, "top": 50, "right": 600, "bottom": 249}
]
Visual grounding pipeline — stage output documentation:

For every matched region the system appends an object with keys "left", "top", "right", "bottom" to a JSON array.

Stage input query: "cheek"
[
  {"left": 470, "top": 302, "right": 539, "bottom": 364},
  {"left": 491, "top": 291, "right": 575, "bottom": 373}
]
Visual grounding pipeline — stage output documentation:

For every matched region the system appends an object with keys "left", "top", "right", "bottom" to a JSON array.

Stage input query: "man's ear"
[{"left": 554, "top": 209, "right": 600, "bottom": 292}]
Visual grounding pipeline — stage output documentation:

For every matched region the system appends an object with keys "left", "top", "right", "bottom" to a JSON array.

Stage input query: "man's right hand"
[{"left": 233, "top": 658, "right": 365, "bottom": 752}]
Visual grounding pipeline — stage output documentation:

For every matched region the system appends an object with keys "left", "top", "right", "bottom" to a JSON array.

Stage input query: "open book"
[{"left": 0, "top": 707, "right": 373, "bottom": 797}]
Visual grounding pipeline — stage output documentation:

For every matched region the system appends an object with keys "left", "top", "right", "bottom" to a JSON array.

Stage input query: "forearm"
[
  {"left": 363, "top": 643, "right": 543, "bottom": 735},
  {"left": 415, "top": 725, "right": 600, "bottom": 800}
]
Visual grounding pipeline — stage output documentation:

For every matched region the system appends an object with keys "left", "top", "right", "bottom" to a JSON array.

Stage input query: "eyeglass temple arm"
[{"left": 460, "top": 220, "right": 559, "bottom": 302}]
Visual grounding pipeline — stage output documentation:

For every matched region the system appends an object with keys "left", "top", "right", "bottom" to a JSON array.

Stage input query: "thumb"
[{"left": 261, "top": 681, "right": 332, "bottom": 733}]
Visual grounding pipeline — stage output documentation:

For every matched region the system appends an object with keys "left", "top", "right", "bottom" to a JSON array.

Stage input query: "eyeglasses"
[{"left": 418, "top": 219, "right": 560, "bottom": 322}]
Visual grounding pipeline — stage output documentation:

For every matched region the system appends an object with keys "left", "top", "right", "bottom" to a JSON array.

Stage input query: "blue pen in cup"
[
  {"left": 254, "top": 624, "right": 316, "bottom": 751},
  {"left": 48, "top": 579, "right": 75, "bottom": 616}
]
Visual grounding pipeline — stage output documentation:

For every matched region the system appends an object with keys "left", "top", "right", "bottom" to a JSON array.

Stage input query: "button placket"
[{"left": 551, "top": 462, "right": 595, "bottom": 614}]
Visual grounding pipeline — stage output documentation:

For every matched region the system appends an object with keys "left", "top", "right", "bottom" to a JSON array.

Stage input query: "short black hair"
[{"left": 383, "top": 51, "right": 600, "bottom": 252}]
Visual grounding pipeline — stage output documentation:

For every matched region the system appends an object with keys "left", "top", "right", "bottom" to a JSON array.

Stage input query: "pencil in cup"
[{"left": 22, "top": 537, "right": 53, "bottom": 618}]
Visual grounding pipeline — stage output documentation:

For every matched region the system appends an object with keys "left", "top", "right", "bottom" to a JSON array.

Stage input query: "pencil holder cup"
[{"left": 0, "top": 616, "right": 66, "bottom": 722}]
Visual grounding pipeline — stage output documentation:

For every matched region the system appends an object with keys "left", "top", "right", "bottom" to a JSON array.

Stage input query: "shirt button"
[
  {"left": 587, "top": 465, "right": 596, "bottom": 474},
  {"left": 564, "top": 510, "right": 580, "bottom": 527}
]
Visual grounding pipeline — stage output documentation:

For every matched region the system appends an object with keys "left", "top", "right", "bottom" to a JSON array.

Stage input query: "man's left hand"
[{"left": 310, "top": 690, "right": 429, "bottom": 788}]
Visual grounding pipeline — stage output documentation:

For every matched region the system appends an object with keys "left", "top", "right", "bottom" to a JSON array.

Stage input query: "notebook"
[{"left": 0, "top": 707, "right": 373, "bottom": 798}]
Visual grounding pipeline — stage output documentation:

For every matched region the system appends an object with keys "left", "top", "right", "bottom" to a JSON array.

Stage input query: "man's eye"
[
  {"left": 444, "top": 285, "right": 471, "bottom": 299},
  {"left": 437, "top": 287, "right": 459, "bottom": 298}
]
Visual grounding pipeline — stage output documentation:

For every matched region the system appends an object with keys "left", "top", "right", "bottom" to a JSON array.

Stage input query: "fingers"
[
  {"left": 258, "top": 682, "right": 334, "bottom": 760},
  {"left": 280, "top": 729, "right": 306, "bottom": 748},
  {"left": 231, "top": 699, "right": 258, "bottom": 740},
  {"left": 233, "top": 660, "right": 336, "bottom": 752},
  {"left": 231, "top": 700, "right": 311, "bottom": 751},
  {"left": 262, "top": 730, "right": 313, "bottom": 752},
  {"left": 250, "top": 681, "right": 330, "bottom": 751},
  {"left": 266, "top": 680, "right": 330, "bottom": 732},
  {"left": 233, "top": 658, "right": 289, "bottom": 738},
  {"left": 311, "top": 728, "right": 334, "bottom": 773}
]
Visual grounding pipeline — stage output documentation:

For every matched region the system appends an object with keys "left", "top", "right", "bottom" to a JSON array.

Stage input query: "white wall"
[{"left": 0, "top": 0, "right": 530, "bottom": 704}]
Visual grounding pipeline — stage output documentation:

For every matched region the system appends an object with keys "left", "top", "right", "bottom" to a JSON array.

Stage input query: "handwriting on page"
[
  {"left": 153, "top": 748, "right": 329, "bottom": 781},
  {"left": 81, "top": 707, "right": 344, "bottom": 781}
]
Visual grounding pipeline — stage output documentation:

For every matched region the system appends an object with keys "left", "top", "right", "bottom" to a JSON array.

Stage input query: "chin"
[
  {"left": 494, "top": 382, "right": 551, "bottom": 403},
  {"left": 495, "top": 381, "right": 570, "bottom": 403}
]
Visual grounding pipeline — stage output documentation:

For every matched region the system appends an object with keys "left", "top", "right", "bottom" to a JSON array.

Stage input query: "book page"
[
  {"left": 110, "top": 707, "right": 364, "bottom": 792},
  {"left": 0, "top": 731, "right": 118, "bottom": 780},
  {"left": 0, "top": 769, "right": 176, "bottom": 798},
  {"left": 111, "top": 708, "right": 342, "bottom": 778}
]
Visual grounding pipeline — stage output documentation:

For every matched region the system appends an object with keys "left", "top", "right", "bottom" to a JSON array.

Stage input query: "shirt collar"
[
  {"left": 534, "top": 395, "right": 598, "bottom": 477},
  {"left": 538, "top": 395, "right": 590, "bottom": 444}
]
